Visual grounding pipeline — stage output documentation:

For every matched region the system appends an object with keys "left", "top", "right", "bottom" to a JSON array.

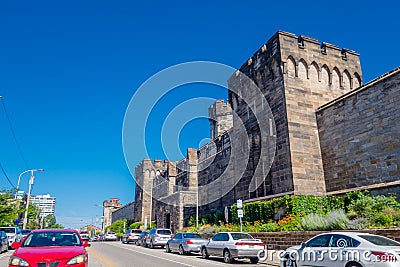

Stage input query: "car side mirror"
[
  {"left": 11, "top": 242, "right": 21, "bottom": 249},
  {"left": 300, "top": 242, "right": 306, "bottom": 249},
  {"left": 83, "top": 241, "right": 90, "bottom": 247}
]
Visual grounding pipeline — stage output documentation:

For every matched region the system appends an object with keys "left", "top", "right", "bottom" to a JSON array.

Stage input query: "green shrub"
[
  {"left": 347, "top": 218, "right": 368, "bottom": 230},
  {"left": 129, "top": 222, "right": 143, "bottom": 229},
  {"left": 326, "top": 209, "right": 349, "bottom": 230},
  {"left": 301, "top": 213, "right": 329, "bottom": 231},
  {"left": 259, "top": 222, "right": 279, "bottom": 232}
]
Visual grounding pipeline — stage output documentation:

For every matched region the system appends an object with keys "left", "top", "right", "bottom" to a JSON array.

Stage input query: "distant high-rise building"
[{"left": 30, "top": 194, "right": 56, "bottom": 218}]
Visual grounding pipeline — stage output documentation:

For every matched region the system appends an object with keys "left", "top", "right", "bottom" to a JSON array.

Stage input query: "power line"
[
  {"left": 0, "top": 163, "right": 17, "bottom": 190},
  {"left": 0, "top": 96, "right": 29, "bottom": 168}
]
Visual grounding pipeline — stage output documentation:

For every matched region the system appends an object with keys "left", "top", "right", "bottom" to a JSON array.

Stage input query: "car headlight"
[
  {"left": 67, "top": 254, "right": 87, "bottom": 265},
  {"left": 9, "top": 256, "right": 29, "bottom": 266}
]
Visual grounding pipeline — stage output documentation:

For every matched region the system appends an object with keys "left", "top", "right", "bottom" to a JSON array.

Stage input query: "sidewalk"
[{"left": 259, "top": 249, "right": 280, "bottom": 266}]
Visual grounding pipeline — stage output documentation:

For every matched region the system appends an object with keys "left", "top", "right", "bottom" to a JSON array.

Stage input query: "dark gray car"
[
  {"left": 0, "top": 226, "right": 22, "bottom": 249},
  {"left": 166, "top": 232, "right": 208, "bottom": 255},
  {"left": 0, "top": 231, "right": 8, "bottom": 253}
]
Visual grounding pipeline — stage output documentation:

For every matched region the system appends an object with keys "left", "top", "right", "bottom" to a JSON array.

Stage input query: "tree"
[
  {"left": 109, "top": 219, "right": 127, "bottom": 236},
  {"left": 26, "top": 203, "right": 41, "bottom": 229},
  {"left": 42, "top": 214, "right": 63, "bottom": 229},
  {"left": 0, "top": 190, "right": 23, "bottom": 226}
]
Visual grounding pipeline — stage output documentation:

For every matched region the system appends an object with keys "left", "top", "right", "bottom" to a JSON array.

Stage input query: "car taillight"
[
  {"left": 154, "top": 234, "right": 159, "bottom": 237},
  {"left": 371, "top": 251, "right": 397, "bottom": 262},
  {"left": 235, "top": 242, "right": 264, "bottom": 246},
  {"left": 186, "top": 240, "right": 194, "bottom": 244}
]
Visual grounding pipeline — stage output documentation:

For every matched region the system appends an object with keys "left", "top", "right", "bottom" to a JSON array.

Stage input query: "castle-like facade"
[{"left": 131, "top": 31, "right": 400, "bottom": 232}]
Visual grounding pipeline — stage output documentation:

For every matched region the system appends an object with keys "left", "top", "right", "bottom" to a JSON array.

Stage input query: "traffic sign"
[
  {"left": 237, "top": 209, "right": 243, "bottom": 218},
  {"left": 237, "top": 199, "right": 242, "bottom": 209}
]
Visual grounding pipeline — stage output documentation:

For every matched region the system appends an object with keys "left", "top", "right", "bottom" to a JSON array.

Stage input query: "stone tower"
[
  {"left": 228, "top": 30, "right": 362, "bottom": 199},
  {"left": 208, "top": 99, "right": 233, "bottom": 139}
]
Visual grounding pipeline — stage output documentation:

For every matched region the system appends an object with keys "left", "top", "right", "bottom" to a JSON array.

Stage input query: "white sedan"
[{"left": 280, "top": 232, "right": 400, "bottom": 267}]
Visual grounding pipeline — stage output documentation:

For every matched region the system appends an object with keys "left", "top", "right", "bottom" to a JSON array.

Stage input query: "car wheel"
[
  {"left": 166, "top": 244, "right": 171, "bottom": 253},
  {"left": 346, "top": 263, "right": 362, "bottom": 267},
  {"left": 150, "top": 240, "right": 154, "bottom": 249},
  {"left": 223, "top": 249, "right": 233, "bottom": 264},
  {"left": 250, "top": 257, "right": 259, "bottom": 264},
  {"left": 201, "top": 247, "right": 209, "bottom": 259},
  {"left": 285, "top": 256, "right": 297, "bottom": 267},
  {"left": 179, "top": 245, "right": 186, "bottom": 255}
]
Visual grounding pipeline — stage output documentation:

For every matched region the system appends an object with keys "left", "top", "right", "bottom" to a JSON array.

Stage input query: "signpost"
[{"left": 237, "top": 199, "right": 243, "bottom": 232}]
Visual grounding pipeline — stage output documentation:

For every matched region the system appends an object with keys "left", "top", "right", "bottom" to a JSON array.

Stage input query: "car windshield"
[
  {"left": 157, "top": 230, "right": 171, "bottom": 235},
  {"left": 0, "top": 228, "right": 15, "bottom": 234},
  {"left": 231, "top": 233, "right": 254, "bottom": 240},
  {"left": 183, "top": 233, "right": 202, "bottom": 239},
  {"left": 23, "top": 232, "right": 82, "bottom": 247},
  {"left": 359, "top": 235, "right": 400, "bottom": 246},
  {"left": 107, "top": 232, "right": 115, "bottom": 235},
  {"left": 132, "top": 230, "right": 142, "bottom": 233}
]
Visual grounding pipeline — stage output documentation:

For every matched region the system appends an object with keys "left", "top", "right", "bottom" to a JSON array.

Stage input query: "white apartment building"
[{"left": 30, "top": 194, "right": 56, "bottom": 218}]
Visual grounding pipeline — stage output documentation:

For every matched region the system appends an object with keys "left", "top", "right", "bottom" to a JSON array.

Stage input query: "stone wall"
[
  {"left": 249, "top": 229, "right": 400, "bottom": 251},
  {"left": 111, "top": 201, "right": 135, "bottom": 223},
  {"left": 317, "top": 68, "right": 400, "bottom": 193}
]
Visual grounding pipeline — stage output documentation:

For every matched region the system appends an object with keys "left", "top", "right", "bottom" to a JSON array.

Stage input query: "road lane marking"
[
  {"left": 106, "top": 242, "right": 229, "bottom": 267},
  {"left": 87, "top": 247, "right": 117, "bottom": 267}
]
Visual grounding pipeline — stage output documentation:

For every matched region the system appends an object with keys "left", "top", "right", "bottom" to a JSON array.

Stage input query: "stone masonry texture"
[{"left": 114, "top": 30, "right": 400, "bottom": 232}]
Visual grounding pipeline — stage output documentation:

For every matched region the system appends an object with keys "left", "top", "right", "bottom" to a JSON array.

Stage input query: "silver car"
[
  {"left": 166, "top": 232, "right": 208, "bottom": 255},
  {"left": 201, "top": 232, "right": 265, "bottom": 264},
  {"left": 280, "top": 232, "right": 400, "bottom": 267},
  {"left": 146, "top": 228, "right": 172, "bottom": 248}
]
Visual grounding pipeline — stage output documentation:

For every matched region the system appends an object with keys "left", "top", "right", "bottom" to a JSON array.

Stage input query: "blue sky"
[{"left": 0, "top": 0, "right": 399, "bottom": 228}]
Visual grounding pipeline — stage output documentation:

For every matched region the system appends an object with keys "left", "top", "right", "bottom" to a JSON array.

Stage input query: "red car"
[{"left": 9, "top": 229, "right": 89, "bottom": 267}]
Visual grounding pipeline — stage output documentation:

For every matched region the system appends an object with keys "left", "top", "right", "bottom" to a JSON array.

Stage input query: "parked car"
[
  {"left": 79, "top": 231, "right": 90, "bottom": 241},
  {"left": 280, "top": 232, "right": 400, "bottom": 267},
  {"left": 201, "top": 232, "right": 264, "bottom": 264},
  {"left": 166, "top": 232, "right": 208, "bottom": 255},
  {"left": 0, "top": 226, "right": 22, "bottom": 249},
  {"left": 140, "top": 232, "right": 149, "bottom": 247},
  {"left": 104, "top": 232, "right": 118, "bottom": 241},
  {"left": 20, "top": 229, "right": 31, "bottom": 240},
  {"left": 146, "top": 228, "right": 172, "bottom": 248},
  {"left": 122, "top": 229, "right": 142, "bottom": 244},
  {"left": 9, "top": 229, "right": 89, "bottom": 267},
  {"left": 0, "top": 231, "right": 8, "bottom": 253}
]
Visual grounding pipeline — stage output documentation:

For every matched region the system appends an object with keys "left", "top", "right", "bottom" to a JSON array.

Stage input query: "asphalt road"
[{"left": 0, "top": 241, "right": 276, "bottom": 266}]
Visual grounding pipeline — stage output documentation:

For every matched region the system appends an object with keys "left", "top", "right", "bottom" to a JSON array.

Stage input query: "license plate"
[{"left": 249, "top": 245, "right": 254, "bottom": 248}]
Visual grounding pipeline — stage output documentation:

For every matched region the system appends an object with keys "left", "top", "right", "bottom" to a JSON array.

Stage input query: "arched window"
[
  {"left": 309, "top": 62, "right": 319, "bottom": 82},
  {"left": 342, "top": 70, "right": 351, "bottom": 90},
  {"left": 353, "top": 72, "right": 361, "bottom": 88},
  {"left": 331, "top": 68, "right": 340, "bottom": 89},
  {"left": 321, "top": 65, "right": 330, "bottom": 85},
  {"left": 298, "top": 59, "right": 308, "bottom": 80},
  {"left": 286, "top": 56, "right": 296, "bottom": 78}
]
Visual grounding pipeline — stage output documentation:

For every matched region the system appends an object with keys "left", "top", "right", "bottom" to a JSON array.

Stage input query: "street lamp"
[
  {"left": 15, "top": 169, "right": 44, "bottom": 199},
  {"left": 95, "top": 204, "right": 105, "bottom": 233},
  {"left": 22, "top": 169, "right": 44, "bottom": 229}
]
